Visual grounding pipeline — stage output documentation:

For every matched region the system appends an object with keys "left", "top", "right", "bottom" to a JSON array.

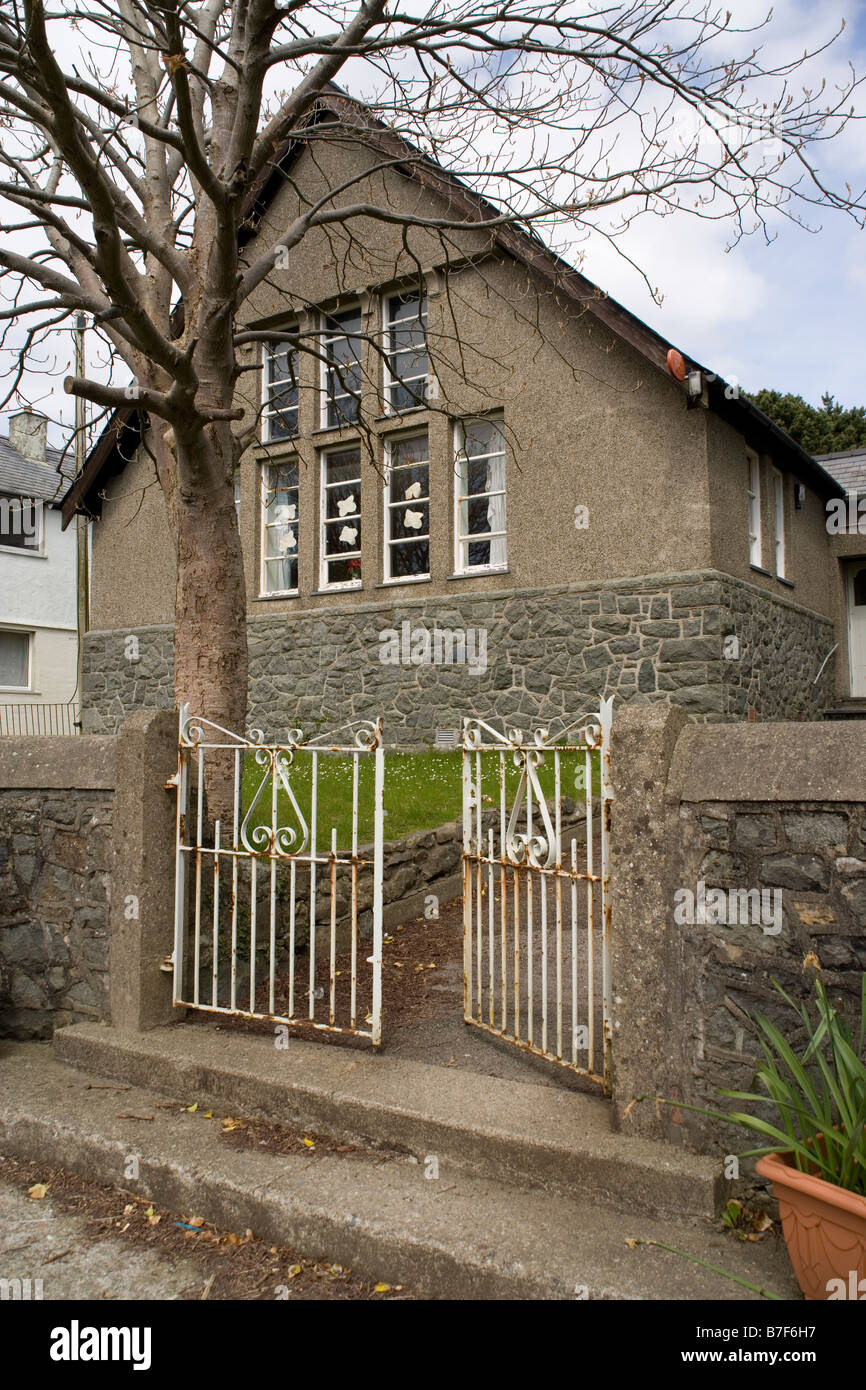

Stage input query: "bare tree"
[{"left": 0, "top": 0, "right": 862, "bottom": 795}]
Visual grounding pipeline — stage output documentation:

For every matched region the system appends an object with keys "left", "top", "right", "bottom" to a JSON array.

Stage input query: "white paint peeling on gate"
[
  {"left": 461, "top": 698, "right": 613, "bottom": 1089},
  {"left": 171, "top": 705, "right": 385, "bottom": 1045}
]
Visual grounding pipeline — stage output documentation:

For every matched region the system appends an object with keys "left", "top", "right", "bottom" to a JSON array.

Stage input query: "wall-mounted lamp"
[
  {"left": 794, "top": 483, "right": 806, "bottom": 510},
  {"left": 687, "top": 370, "right": 703, "bottom": 399}
]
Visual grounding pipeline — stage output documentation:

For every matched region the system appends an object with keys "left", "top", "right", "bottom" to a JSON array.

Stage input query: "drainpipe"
[{"left": 74, "top": 313, "right": 89, "bottom": 727}]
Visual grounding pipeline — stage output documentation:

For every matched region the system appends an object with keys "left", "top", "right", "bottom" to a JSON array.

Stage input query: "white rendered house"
[{"left": 0, "top": 410, "right": 80, "bottom": 730}]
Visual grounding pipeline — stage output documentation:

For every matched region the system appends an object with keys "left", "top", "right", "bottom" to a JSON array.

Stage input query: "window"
[
  {"left": 0, "top": 629, "right": 31, "bottom": 689},
  {"left": 454, "top": 417, "right": 507, "bottom": 572},
  {"left": 321, "top": 307, "right": 362, "bottom": 427},
  {"left": 384, "top": 292, "right": 428, "bottom": 412},
  {"left": 261, "top": 460, "right": 299, "bottom": 595},
  {"left": 233, "top": 468, "right": 241, "bottom": 522},
  {"left": 320, "top": 446, "right": 361, "bottom": 588},
  {"left": 747, "top": 451, "right": 761, "bottom": 567},
  {"left": 263, "top": 341, "right": 299, "bottom": 442},
  {"left": 0, "top": 494, "right": 41, "bottom": 552},
  {"left": 385, "top": 432, "right": 429, "bottom": 580},
  {"left": 773, "top": 468, "right": 785, "bottom": 578}
]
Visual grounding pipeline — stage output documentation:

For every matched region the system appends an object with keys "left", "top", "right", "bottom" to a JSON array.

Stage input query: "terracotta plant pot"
[{"left": 756, "top": 1152, "right": 866, "bottom": 1301}]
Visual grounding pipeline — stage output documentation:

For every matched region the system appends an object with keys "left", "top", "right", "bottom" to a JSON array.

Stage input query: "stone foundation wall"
[
  {"left": 0, "top": 739, "right": 116, "bottom": 1038},
  {"left": 80, "top": 570, "right": 834, "bottom": 738}
]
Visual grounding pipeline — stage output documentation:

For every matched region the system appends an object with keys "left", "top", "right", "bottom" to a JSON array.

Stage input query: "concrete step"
[
  {"left": 0, "top": 1043, "right": 799, "bottom": 1301},
  {"left": 54, "top": 1020, "right": 725, "bottom": 1220}
]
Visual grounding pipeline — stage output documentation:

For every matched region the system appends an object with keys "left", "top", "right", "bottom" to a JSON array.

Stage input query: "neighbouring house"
[
  {"left": 1, "top": 410, "right": 80, "bottom": 733},
  {"left": 814, "top": 447, "right": 866, "bottom": 713},
  {"left": 62, "top": 89, "right": 849, "bottom": 742}
]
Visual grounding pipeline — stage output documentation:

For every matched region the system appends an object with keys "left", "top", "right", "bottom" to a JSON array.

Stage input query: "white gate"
[
  {"left": 461, "top": 699, "right": 613, "bottom": 1089},
  {"left": 172, "top": 706, "right": 385, "bottom": 1045}
]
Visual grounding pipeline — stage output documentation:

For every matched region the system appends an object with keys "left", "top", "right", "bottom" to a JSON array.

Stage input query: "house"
[
  {"left": 1, "top": 411, "right": 80, "bottom": 733},
  {"left": 61, "top": 90, "right": 849, "bottom": 742},
  {"left": 815, "top": 446, "right": 866, "bottom": 711}
]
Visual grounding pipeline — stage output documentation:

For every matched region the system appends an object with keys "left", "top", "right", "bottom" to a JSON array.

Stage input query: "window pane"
[
  {"left": 387, "top": 293, "right": 428, "bottom": 411},
  {"left": 323, "top": 449, "right": 361, "bottom": 584},
  {"left": 262, "top": 462, "right": 299, "bottom": 593},
  {"left": 265, "top": 342, "right": 298, "bottom": 440},
  {"left": 390, "top": 540, "right": 429, "bottom": 577},
  {"left": 323, "top": 309, "right": 362, "bottom": 426},
  {"left": 456, "top": 418, "right": 506, "bottom": 570},
  {"left": 0, "top": 494, "right": 40, "bottom": 550},
  {"left": 0, "top": 631, "right": 30, "bottom": 687}
]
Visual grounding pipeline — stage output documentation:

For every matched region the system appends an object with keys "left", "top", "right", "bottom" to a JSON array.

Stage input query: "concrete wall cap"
[{"left": 0, "top": 736, "right": 116, "bottom": 789}]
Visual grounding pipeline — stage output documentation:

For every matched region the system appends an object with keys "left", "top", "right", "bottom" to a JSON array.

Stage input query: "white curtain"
[{"left": 485, "top": 453, "right": 506, "bottom": 567}]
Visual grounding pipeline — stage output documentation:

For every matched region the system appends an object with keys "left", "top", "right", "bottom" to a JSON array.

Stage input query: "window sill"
[
  {"left": 256, "top": 591, "right": 299, "bottom": 601},
  {"left": 375, "top": 576, "right": 431, "bottom": 589},
  {"left": 374, "top": 406, "right": 427, "bottom": 423},
  {"left": 311, "top": 425, "right": 360, "bottom": 439},
  {"left": 311, "top": 584, "right": 363, "bottom": 596},
  {"left": 777, "top": 576, "right": 795, "bottom": 589},
  {"left": 749, "top": 564, "right": 773, "bottom": 578},
  {"left": 447, "top": 567, "right": 510, "bottom": 581}
]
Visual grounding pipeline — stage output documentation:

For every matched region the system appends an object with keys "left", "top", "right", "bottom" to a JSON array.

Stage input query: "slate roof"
[
  {"left": 0, "top": 432, "right": 74, "bottom": 505},
  {"left": 814, "top": 448, "right": 866, "bottom": 495}
]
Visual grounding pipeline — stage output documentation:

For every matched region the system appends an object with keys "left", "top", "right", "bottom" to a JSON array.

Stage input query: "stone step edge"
[{"left": 54, "top": 1023, "right": 726, "bottom": 1221}]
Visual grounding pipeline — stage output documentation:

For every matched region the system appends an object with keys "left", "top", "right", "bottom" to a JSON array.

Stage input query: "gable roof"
[
  {"left": 61, "top": 85, "right": 845, "bottom": 526},
  {"left": 815, "top": 447, "right": 866, "bottom": 495},
  {"left": 0, "top": 432, "right": 73, "bottom": 505}
]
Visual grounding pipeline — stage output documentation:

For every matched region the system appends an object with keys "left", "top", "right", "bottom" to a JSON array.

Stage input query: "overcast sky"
[
  {"left": 1, "top": 0, "right": 864, "bottom": 447},
  {"left": 579, "top": 0, "right": 866, "bottom": 407}
]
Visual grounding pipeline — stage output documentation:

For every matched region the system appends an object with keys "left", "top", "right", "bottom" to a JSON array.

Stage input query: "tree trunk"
[{"left": 173, "top": 465, "right": 248, "bottom": 823}]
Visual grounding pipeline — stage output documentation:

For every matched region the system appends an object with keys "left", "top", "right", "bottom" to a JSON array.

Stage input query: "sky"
[
  {"left": 1, "top": 0, "right": 864, "bottom": 448},
  {"left": 575, "top": 0, "right": 866, "bottom": 406}
]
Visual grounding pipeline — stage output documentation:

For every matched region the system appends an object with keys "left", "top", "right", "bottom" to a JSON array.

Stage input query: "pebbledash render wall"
[{"left": 80, "top": 569, "right": 835, "bottom": 738}]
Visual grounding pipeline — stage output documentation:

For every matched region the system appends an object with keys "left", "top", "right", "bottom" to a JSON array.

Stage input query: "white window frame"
[
  {"left": 261, "top": 339, "right": 299, "bottom": 443},
  {"left": 320, "top": 305, "right": 362, "bottom": 430},
  {"left": 0, "top": 493, "right": 44, "bottom": 556},
  {"left": 747, "top": 450, "right": 762, "bottom": 568},
  {"left": 382, "top": 290, "right": 428, "bottom": 415},
  {"left": 453, "top": 416, "right": 507, "bottom": 576},
  {"left": 773, "top": 467, "right": 785, "bottom": 578},
  {"left": 319, "top": 445, "right": 362, "bottom": 591},
  {"left": 0, "top": 626, "right": 33, "bottom": 691},
  {"left": 259, "top": 459, "right": 300, "bottom": 597},
  {"left": 383, "top": 430, "right": 430, "bottom": 583}
]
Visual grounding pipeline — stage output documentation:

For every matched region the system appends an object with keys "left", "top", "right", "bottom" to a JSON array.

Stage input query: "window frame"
[
  {"left": 259, "top": 457, "right": 300, "bottom": 598},
  {"left": 319, "top": 444, "right": 363, "bottom": 591},
  {"left": 772, "top": 467, "right": 786, "bottom": 579},
  {"left": 383, "top": 429, "right": 431, "bottom": 583},
  {"left": 382, "top": 289, "right": 429, "bottom": 415},
  {"left": 0, "top": 493, "right": 43, "bottom": 556},
  {"left": 261, "top": 338, "right": 300, "bottom": 444},
  {"left": 747, "top": 450, "right": 762, "bottom": 568},
  {"left": 0, "top": 626, "right": 33, "bottom": 691},
  {"left": 320, "top": 305, "right": 363, "bottom": 430},
  {"left": 453, "top": 415, "right": 508, "bottom": 576}
]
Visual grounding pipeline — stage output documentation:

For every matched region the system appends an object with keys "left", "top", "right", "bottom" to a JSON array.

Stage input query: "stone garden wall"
[
  {"left": 0, "top": 738, "right": 116, "bottom": 1038},
  {"left": 611, "top": 711, "right": 866, "bottom": 1160},
  {"left": 80, "top": 568, "right": 834, "bottom": 738}
]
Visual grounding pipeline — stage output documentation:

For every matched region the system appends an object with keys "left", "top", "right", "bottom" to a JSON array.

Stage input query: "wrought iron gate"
[
  {"left": 172, "top": 706, "right": 385, "bottom": 1045},
  {"left": 461, "top": 699, "right": 613, "bottom": 1089}
]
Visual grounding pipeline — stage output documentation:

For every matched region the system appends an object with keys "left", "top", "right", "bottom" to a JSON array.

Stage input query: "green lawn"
[{"left": 241, "top": 747, "right": 601, "bottom": 848}]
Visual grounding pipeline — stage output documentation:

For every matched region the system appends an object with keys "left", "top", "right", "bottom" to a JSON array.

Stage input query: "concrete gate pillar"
[{"left": 110, "top": 709, "right": 178, "bottom": 1031}]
